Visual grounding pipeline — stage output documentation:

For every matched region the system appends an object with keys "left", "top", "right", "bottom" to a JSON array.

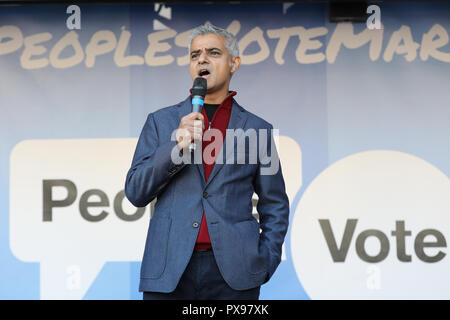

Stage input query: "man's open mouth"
[{"left": 199, "top": 69, "right": 210, "bottom": 77}]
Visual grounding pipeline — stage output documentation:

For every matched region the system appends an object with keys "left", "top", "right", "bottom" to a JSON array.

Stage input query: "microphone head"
[{"left": 192, "top": 77, "right": 207, "bottom": 97}]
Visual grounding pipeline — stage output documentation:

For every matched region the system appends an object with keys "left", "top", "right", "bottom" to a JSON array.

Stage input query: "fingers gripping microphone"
[{"left": 189, "top": 77, "right": 207, "bottom": 152}]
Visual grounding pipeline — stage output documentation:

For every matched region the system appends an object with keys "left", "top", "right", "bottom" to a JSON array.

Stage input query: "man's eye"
[
  {"left": 191, "top": 54, "right": 198, "bottom": 59},
  {"left": 211, "top": 51, "right": 220, "bottom": 55}
]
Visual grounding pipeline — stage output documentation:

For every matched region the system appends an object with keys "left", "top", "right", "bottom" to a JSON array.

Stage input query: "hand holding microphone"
[{"left": 175, "top": 77, "right": 207, "bottom": 152}]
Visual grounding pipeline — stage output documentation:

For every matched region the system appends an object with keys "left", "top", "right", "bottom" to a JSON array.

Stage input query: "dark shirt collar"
[{"left": 189, "top": 89, "right": 237, "bottom": 110}]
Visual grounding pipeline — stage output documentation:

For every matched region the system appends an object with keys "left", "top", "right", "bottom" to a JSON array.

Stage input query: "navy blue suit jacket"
[{"left": 125, "top": 96, "right": 289, "bottom": 292}]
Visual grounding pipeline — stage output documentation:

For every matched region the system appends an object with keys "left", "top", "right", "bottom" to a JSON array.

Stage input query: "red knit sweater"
[{"left": 194, "top": 91, "right": 237, "bottom": 251}]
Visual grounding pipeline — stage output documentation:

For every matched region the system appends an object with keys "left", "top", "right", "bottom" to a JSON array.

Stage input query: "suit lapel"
[{"left": 204, "top": 99, "right": 248, "bottom": 189}]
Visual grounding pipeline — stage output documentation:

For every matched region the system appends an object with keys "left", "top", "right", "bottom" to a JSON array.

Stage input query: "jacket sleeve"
[
  {"left": 125, "top": 113, "right": 185, "bottom": 207},
  {"left": 253, "top": 124, "right": 290, "bottom": 283}
]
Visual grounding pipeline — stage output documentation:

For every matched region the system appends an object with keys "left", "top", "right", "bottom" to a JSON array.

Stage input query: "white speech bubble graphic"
[
  {"left": 10, "top": 139, "right": 151, "bottom": 299},
  {"left": 10, "top": 136, "right": 301, "bottom": 299},
  {"left": 273, "top": 135, "right": 302, "bottom": 261},
  {"left": 291, "top": 150, "right": 450, "bottom": 299},
  {"left": 275, "top": 135, "right": 302, "bottom": 206}
]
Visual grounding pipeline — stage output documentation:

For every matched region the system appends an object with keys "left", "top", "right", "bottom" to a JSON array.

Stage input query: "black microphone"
[{"left": 189, "top": 77, "right": 207, "bottom": 152}]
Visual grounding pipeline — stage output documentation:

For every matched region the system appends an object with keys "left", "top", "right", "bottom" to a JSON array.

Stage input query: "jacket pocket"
[
  {"left": 140, "top": 216, "right": 171, "bottom": 279},
  {"left": 237, "top": 219, "right": 267, "bottom": 275}
]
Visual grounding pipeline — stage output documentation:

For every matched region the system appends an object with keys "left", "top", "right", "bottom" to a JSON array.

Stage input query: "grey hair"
[{"left": 188, "top": 23, "right": 239, "bottom": 59}]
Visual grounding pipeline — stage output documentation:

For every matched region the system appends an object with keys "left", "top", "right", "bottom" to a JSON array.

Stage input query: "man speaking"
[{"left": 125, "top": 23, "right": 289, "bottom": 300}]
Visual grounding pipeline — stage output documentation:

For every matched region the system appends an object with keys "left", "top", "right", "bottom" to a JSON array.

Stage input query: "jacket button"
[
  {"left": 203, "top": 192, "right": 209, "bottom": 199},
  {"left": 192, "top": 222, "right": 199, "bottom": 228}
]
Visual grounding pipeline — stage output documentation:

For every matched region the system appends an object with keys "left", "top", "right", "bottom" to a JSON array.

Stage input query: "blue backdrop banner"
[{"left": 1, "top": 2, "right": 450, "bottom": 299}]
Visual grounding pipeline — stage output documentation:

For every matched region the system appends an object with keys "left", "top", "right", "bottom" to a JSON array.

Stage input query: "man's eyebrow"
[{"left": 190, "top": 47, "right": 223, "bottom": 55}]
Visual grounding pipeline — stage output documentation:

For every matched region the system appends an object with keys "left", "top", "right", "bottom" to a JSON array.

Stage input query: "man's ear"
[{"left": 230, "top": 56, "right": 241, "bottom": 74}]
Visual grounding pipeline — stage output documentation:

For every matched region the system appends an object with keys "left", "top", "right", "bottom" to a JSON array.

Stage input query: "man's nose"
[{"left": 198, "top": 51, "right": 208, "bottom": 63}]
